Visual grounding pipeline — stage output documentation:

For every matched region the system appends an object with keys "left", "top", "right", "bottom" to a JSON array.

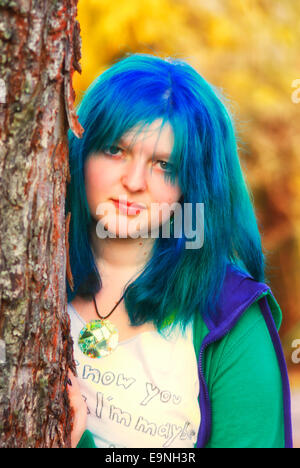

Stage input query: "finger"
[{"left": 66, "top": 369, "right": 84, "bottom": 402}]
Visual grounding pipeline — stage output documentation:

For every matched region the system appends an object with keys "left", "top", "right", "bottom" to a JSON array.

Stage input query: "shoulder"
[
  {"left": 214, "top": 301, "right": 270, "bottom": 361},
  {"left": 193, "top": 264, "right": 282, "bottom": 358},
  {"left": 208, "top": 263, "right": 281, "bottom": 330},
  {"left": 203, "top": 300, "right": 275, "bottom": 383}
]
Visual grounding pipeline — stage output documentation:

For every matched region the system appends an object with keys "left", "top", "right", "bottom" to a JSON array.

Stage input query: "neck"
[{"left": 89, "top": 221, "right": 155, "bottom": 274}]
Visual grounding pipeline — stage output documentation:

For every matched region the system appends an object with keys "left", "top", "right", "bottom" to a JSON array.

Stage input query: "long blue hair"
[{"left": 66, "top": 53, "right": 265, "bottom": 332}]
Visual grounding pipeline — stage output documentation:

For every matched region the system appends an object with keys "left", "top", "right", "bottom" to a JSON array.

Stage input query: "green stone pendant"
[{"left": 78, "top": 319, "right": 118, "bottom": 358}]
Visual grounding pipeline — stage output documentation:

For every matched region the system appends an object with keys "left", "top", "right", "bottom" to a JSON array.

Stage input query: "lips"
[{"left": 111, "top": 198, "right": 146, "bottom": 215}]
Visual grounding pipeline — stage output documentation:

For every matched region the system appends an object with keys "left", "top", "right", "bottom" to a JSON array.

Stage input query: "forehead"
[{"left": 119, "top": 119, "right": 174, "bottom": 156}]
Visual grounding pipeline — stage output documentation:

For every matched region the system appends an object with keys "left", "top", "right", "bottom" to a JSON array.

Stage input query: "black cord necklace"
[
  {"left": 78, "top": 293, "right": 125, "bottom": 359},
  {"left": 93, "top": 293, "right": 125, "bottom": 320}
]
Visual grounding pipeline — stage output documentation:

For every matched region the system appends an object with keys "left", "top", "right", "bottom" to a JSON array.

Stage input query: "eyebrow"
[{"left": 117, "top": 137, "right": 172, "bottom": 160}]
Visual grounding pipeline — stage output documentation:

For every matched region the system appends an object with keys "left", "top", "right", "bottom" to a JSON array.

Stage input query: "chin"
[{"left": 95, "top": 218, "right": 152, "bottom": 240}]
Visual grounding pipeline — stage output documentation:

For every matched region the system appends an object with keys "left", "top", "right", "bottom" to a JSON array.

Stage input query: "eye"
[
  {"left": 103, "top": 145, "right": 123, "bottom": 157},
  {"left": 156, "top": 160, "right": 173, "bottom": 172}
]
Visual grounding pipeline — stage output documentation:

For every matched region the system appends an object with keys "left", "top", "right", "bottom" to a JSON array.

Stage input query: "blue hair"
[{"left": 66, "top": 53, "right": 265, "bottom": 332}]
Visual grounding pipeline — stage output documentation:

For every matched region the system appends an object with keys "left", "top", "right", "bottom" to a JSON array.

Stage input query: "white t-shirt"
[{"left": 68, "top": 303, "right": 201, "bottom": 448}]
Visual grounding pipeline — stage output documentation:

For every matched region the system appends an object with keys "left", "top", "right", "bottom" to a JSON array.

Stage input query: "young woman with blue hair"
[{"left": 66, "top": 54, "right": 293, "bottom": 448}]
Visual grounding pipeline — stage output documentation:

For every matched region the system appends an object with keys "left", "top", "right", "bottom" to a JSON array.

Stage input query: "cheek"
[
  {"left": 148, "top": 180, "right": 182, "bottom": 226},
  {"left": 149, "top": 179, "right": 182, "bottom": 205},
  {"left": 84, "top": 159, "right": 116, "bottom": 197}
]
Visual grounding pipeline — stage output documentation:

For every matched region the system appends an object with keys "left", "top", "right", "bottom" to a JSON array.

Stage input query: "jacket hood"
[{"left": 205, "top": 263, "right": 282, "bottom": 332}]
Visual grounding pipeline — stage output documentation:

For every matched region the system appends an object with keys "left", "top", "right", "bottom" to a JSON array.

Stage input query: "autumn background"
[{"left": 72, "top": 0, "right": 300, "bottom": 445}]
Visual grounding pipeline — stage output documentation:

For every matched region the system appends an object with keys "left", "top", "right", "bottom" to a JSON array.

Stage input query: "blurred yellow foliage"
[{"left": 75, "top": 0, "right": 187, "bottom": 93}]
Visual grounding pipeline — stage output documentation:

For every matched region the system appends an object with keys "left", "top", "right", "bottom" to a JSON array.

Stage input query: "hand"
[{"left": 67, "top": 370, "right": 87, "bottom": 448}]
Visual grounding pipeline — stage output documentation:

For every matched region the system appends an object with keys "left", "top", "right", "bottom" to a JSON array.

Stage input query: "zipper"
[{"left": 197, "top": 330, "right": 229, "bottom": 447}]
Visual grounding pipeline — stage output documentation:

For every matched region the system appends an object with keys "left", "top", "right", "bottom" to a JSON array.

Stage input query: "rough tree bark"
[{"left": 0, "top": 0, "right": 83, "bottom": 447}]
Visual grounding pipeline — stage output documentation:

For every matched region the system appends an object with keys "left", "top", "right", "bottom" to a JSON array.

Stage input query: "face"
[{"left": 84, "top": 119, "right": 182, "bottom": 239}]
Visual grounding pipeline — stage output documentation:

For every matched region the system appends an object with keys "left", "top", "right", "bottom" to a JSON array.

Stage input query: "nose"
[{"left": 121, "top": 159, "right": 148, "bottom": 192}]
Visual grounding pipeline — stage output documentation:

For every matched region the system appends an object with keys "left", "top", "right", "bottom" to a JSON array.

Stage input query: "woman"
[{"left": 66, "top": 54, "right": 293, "bottom": 448}]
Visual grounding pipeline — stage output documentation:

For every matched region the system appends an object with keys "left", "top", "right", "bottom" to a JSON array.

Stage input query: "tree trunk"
[{"left": 0, "top": 0, "right": 83, "bottom": 448}]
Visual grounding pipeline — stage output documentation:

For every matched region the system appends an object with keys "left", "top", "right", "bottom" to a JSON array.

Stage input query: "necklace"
[{"left": 78, "top": 293, "right": 125, "bottom": 359}]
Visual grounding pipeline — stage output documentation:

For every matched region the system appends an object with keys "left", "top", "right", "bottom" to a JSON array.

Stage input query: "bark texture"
[{"left": 0, "top": 0, "right": 83, "bottom": 447}]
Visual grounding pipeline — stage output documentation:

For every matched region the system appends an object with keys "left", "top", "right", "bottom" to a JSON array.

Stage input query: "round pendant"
[{"left": 78, "top": 319, "right": 118, "bottom": 358}]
